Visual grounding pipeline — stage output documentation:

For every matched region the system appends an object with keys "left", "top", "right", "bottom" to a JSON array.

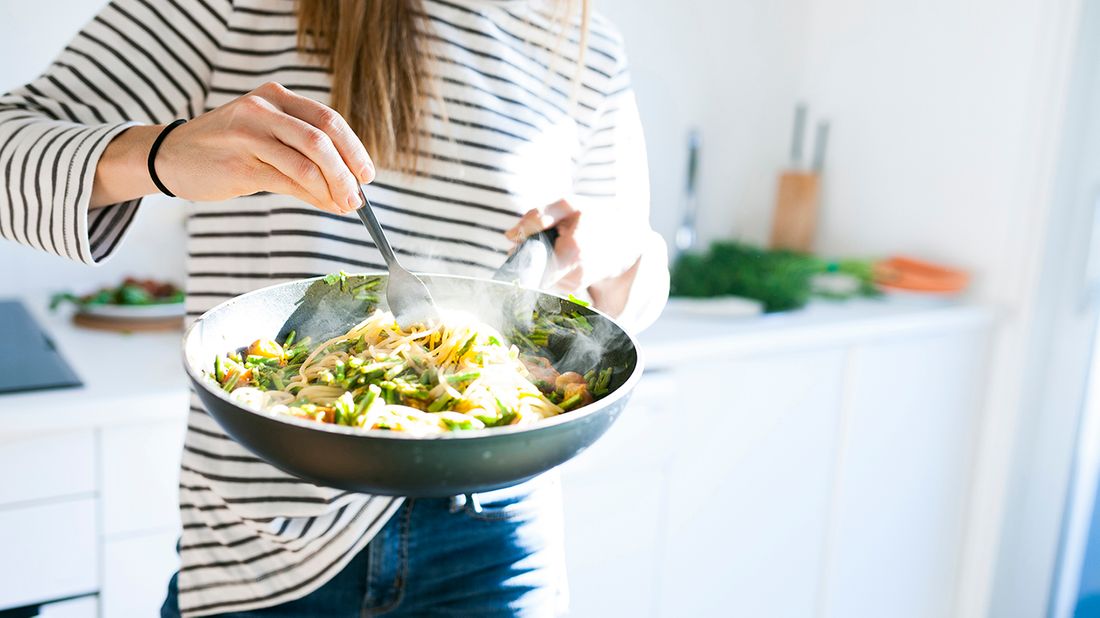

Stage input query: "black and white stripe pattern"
[{"left": 0, "top": 0, "right": 658, "bottom": 615}]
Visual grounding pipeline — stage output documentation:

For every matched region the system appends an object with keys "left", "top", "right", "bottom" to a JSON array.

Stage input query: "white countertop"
[
  {"left": 643, "top": 296, "right": 996, "bottom": 369},
  {"left": 0, "top": 294, "right": 995, "bottom": 439},
  {"left": 0, "top": 299, "right": 189, "bottom": 439}
]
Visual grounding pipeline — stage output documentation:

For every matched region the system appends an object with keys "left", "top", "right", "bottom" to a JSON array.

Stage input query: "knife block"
[{"left": 769, "top": 170, "right": 821, "bottom": 252}]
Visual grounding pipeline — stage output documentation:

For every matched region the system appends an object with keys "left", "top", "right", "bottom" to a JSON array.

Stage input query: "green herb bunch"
[{"left": 671, "top": 241, "right": 878, "bottom": 312}]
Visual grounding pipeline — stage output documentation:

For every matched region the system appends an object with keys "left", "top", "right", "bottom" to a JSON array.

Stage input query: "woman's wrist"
[
  {"left": 90, "top": 124, "right": 164, "bottom": 209},
  {"left": 588, "top": 258, "right": 641, "bottom": 317},
  {"left": 589, "top": 230, "right": 671, "bottom": 328}
]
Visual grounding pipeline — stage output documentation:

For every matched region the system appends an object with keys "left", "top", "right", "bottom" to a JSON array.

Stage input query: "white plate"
[
  {"left": 664, "top": 296, "right": 765, "bottom": 318},
  {"left": 77, "top": 302, "right": 185, "bottom": 320}
]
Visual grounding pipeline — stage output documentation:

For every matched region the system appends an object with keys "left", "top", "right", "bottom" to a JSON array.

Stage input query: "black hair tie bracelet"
[{"left": 147, "top": 119, "right": 187, "bottom": 197}]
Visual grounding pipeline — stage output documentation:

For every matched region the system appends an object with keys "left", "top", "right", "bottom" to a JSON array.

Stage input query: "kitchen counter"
[
  {"left": 0, "top": 294, "right": 994, "bottom": 439},
  {"left": 0, "top": 298, "right": 189, "bottom": 439},
  {"left": 0, "top": 292, "right": 998, "bottom": 617},
  {"left": 642, "top": 296, "right": 992, "bottom": 369}
]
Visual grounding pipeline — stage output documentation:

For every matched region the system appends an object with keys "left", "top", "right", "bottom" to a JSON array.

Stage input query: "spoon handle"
[{"left": 355, "top": 186, "right": 399, "bottom": 268}]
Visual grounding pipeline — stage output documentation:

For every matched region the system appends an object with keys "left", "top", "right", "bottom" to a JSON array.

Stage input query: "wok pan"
[{"left": 183, "top": 272, "right": 642, "bottom": 497}]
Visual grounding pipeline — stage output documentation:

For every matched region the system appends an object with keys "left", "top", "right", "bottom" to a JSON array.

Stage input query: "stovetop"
[{"left": 0, "top": 299, "right": 82, "bottom": 395}]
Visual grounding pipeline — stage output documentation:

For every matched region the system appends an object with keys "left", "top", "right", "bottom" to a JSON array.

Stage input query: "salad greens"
[{"left": 51, "top": 277, "right": 183, "bottom": 310}]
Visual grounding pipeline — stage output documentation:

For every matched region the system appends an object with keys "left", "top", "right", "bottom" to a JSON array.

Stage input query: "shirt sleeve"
[
  {"left": 0, "top": 0, "right": 230, "bottom": 265},
  {"left": 572, "top": 42, "right": 670, "bottom": 333}
]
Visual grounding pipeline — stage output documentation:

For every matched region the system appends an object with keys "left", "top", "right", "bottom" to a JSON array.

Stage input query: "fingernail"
[
  {"left": 347, "top": 194, "right": 362, "bottom": 212},
  {"left": 360, "top": 160, "right": 376, "bottom": 183}
]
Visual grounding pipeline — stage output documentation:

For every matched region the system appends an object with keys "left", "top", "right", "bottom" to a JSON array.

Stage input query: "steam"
[
  {"left": 285, "top": 272, "right": 630, "bottom": 397},
  {"left": 411, "top": 275, "right": 630, "bottom": 380},
  {"left": 357, "top": 204, "right": 628, "bottom": 382}
]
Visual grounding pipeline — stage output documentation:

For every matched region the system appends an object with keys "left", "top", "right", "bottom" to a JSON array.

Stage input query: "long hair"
[{"left": 297, "top": 0, "right": 590, "bottom": 173}]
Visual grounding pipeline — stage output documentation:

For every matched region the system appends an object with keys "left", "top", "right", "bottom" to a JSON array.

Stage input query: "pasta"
[{"left": 210, "top": 308, "right": 613, "bottom": 435}]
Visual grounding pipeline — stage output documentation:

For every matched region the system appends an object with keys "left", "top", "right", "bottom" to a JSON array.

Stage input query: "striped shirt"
[{"left": 0, "top": 0, "right": 667, "bottom": 615}]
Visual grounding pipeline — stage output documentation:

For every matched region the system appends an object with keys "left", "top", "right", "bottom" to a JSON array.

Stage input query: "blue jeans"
[{"left": 161, "top": 479, "right": 565, "bottom": 617}]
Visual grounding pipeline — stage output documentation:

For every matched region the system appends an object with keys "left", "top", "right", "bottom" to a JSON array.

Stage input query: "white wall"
[
  {"left": 0, "top": 1, "right": 186, "bottom": 299},
  {"left": 796, "top": 0, "right": 1057, "bottom": 302},
  {"left": 784, "top": 1, "right": 1083, "bottom": 617},
  {"left": 597, "top": 0, "right": 810, "bottom": 248}
]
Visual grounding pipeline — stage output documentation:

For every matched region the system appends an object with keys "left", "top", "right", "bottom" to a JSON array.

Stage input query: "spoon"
[{"left": 354, "top": 186, "right": 438, "bottom": 328}]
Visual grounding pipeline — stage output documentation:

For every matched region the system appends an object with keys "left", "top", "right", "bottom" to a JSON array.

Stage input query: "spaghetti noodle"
[{"left": 210, "top": 308, "right": 612, "bottom": 435}]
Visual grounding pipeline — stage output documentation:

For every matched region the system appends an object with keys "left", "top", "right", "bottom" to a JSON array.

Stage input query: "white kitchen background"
[{"left": 0, "top": 0, "right": 1095, "bottom": 617}]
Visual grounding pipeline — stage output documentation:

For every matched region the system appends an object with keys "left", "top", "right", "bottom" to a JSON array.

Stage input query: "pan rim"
[{"left": 182, "top": 273, "right": 645, "bottom": 442}]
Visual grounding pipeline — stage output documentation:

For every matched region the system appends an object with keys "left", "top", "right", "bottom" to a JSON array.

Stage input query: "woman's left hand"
[{"left": 506, "top": 199, "right": 645, "bottom": 301}]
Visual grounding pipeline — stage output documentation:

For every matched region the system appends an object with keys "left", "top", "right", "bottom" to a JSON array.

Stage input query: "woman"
[{"left": 0, "top": 0, "right": 667, "bottom": 615}]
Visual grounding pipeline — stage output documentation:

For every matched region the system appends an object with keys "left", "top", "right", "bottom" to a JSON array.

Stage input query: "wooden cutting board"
[{"left": 72, "top": 312, "right": 183, "bottom": 332}]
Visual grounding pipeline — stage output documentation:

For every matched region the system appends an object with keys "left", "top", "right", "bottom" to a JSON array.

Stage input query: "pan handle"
[{"left": 493, "top": 227, "right": 560, "bottom": 288}]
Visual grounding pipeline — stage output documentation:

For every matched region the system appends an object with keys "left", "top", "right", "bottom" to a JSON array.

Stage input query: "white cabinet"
[
  {"left": 657, "top": 349, "right": 846, "bottom": 618},
  {"left": 0, "top": 431, "right": 99, "bottom": 612},
  {"left": 100, "top": 419, "right": 185, "bottom": 617},
  {"left": 100, "top": 420, "right": 185, "bottom": 536},
  {"left": 821, "top": 330, "right": 989, "bottom": 618},
  {"left": 561, "top": 308, "right": 992, "bottom": 618},
  {"left": 102, "top": 529, "right": 180, "bottom": 618},
  {"left": 0, "top": 499, "right": 98, "bottom": 609},
  {"left": 0, "top": 420, "right": 185, "bottom": 616},
  {"left": 0, "top": 430, "right": 95, "bottom": 506},
  {"left": 561, "top": 370, "right": 674, "bottom": 616}
]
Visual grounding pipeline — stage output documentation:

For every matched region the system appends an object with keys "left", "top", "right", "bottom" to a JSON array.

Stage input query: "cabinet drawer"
[
  {"left": 0, "top": 499, "right": 98, "bottom": 610},
  {"left": 101, "top": 419, "right": 185, "bottom": 536},
  {"left": 102, "top": 529, "right": 179, "bottom": 618},
  {"left": 0, "top": 430, "right": 95, "bottom": 506}
]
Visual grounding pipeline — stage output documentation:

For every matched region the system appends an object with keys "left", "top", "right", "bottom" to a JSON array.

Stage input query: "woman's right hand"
[{"left": 92, "top": 82, "right": 373, "bottom": 214}]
